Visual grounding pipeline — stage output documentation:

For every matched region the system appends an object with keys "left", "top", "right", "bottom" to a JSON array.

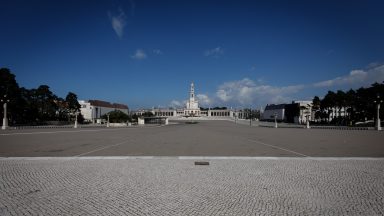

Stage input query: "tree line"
[
  {"left": 312, "top": 82, "right": 384, "bottom": 125},
  {"left": 0, "top": 68, "right": 83, "bottom": 125}
]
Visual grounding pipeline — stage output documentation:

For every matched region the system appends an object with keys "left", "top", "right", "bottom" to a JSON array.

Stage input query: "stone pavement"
[
  {"left": 1, "top": 121, "right": 384, "bottom": 157},
  {"left": 1, "top": 157, "right": 383, "bottom": 215}
]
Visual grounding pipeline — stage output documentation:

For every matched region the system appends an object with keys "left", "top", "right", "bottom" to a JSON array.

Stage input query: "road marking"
[
  {"left": 74, "top": 140, "right": 131, "bottom": 157},
  {"left": 247, "top": 139, "right": 309, "bottom": 157}
]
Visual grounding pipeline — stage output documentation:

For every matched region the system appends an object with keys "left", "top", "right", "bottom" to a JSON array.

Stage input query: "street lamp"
[
  {"left": 305, "top": 104, "right": 311, "bottom": 129},
  {"left": 234, "top": 109, "right": 237, "bottom": 124},
  {"left": 74, "top": 111, "right": 79, "bottom": 129},
  {"left": 374, "top": 95, "right": 382, "bottom": 131},
  {"left": 1, "top": 95, "right": 10, "bottom": 130},
  {"left": 306, "top": 114, "right": 310, "bottom": 129},
  {"left": 107, "top": 113, "right": 110, "bottom": 128},
  {"left": 274, "top": 112, "right": 278, "bottom": 128}
]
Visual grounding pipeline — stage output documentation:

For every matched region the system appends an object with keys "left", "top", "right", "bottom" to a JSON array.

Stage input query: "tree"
[
  {"left": 66, "top": 91, "right": 80, "bottom": 111},
  {"left": 55, "top": 97, "right": 68, "bottom": 121},
  {"left": 321, "top": 91, "right": 336, "bottom": 123},
  {"left": 0, "top": 68, "right": 23, "bottom": 125},
  {"left": 345, "top": 89, "right": 356, "bottom": 124},
  {"left": 314, "top": 82, "right": 384, "bottom": 126},
  {"left": 335, "top": 90, "right": 346, "bottom": 120},
  {"left": 0, "top": 68, "right": 85, "bottom": 125},
  {"left": 102, "top": 110, "right": 129, "bottom": 123},
  {"left": 35, "top": 85, "right": 58, "bottom": 121},
  {"left": 312, "top": 96, "right": 321, "bottom": 122}
]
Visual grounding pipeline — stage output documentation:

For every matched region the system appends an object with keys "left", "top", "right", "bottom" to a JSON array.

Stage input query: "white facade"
[
  {"left": 262, "top": 101, "right": 313, "bottom": 124},
  {"left": 184, "top": 82, "right": 201, "bottom": 116},
  {"left": 262, "top": 104, "right": 285, "bottom": 121},
  {"left": 132, "top": 83, "right": 248, "bottom": 120},
  {"left": 132, "top": 83, "right": 257, "bottom": 121},
  {"left": 79, "top": 100, "right": 129, "bottom": 123},
  {"left": 294, "top": 100, "right": 313, "bottom": 124}
]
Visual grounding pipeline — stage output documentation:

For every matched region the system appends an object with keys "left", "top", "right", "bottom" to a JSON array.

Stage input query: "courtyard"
[
  {"left": 0, "top": 121, "right": 383, "bottom": 215},
  {"left": 1, "top": 120, "right": 383, "bottom": 157}
]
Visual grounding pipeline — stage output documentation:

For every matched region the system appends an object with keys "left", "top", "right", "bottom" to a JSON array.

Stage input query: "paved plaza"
[
  {"left": 1, "top": 157, "right": 384, "bottom": 215},
  {"left": 0, "top": 121, "right": 383, "bottom": 157},
  {"left": 0, "top": 121, "right": 384, "bottom": 215}
]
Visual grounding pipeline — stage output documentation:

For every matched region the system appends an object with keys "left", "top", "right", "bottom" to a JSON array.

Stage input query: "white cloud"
[
  {"left": 212, "top": 63, "right": 384, "bottom": 108},
  {"left": 166, "top": 63, "right": 384, "bottom": 110},
  {"left": 196, "top": 94, "right": 212, "bottom": 106},
  {"left": 153, "top": 49, "right": 163, "bottom": 55},
  {"left": 131, "top": 49, "right": 147, "bottom": 60},
  {"left": 365, "top": 64, "right": 384, "bottom": 84},
  {"left": 108, "top": 9, "right": 126, "bottom": 39},
  {"left": 204, "top": 47, "right": 224, "bottom": 58},
  {"left": 313, "top": 70, "right": 368, "bottom": 87},
  {"left": 215, "top": 78, "right": 304, "bottom": 106},
  {"left": 170, "top": 100, "right": 182, "bottom": 108},
  {"left": 313, "top": 64, "right": 384, "bottom": 88}
]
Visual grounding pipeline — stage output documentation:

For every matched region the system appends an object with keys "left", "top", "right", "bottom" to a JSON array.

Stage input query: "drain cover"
[{"left": 194, "top": 161, "right": 210, "bottom": 165}]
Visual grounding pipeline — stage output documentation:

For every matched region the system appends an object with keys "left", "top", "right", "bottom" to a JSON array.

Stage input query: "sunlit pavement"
[
  {"left": 1, "top": 121, "right": 383, "bottom": 215},
  {"left": 1, "top": 157, "right": 383, "bottom": 215}
]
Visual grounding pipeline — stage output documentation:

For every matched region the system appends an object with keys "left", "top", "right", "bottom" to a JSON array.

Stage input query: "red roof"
[{"left": 89, "top": 100, "right": 128, "bottom": 109}]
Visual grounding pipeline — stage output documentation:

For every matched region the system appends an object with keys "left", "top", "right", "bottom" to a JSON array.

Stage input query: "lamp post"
[
  {"left": 305, "top": 104, "right": 311, "bottom": 129},
  {"left": 374, "top": 95, "right": 382, "bottom": 131},
  {"left": 249, "top": 108, "right": 252, "bottom": 127},
  {"left": 234, "top": 109, "right": 237, "bottom": 124},
  {"left": 306, "top": 114, "right": 310, "bottom": 129},
  {"left": 1, "top": 95, "right": 10, "bottom": 130},
  {"left": 74, "top": 111, "right": 78, "bottom": 128},
  {"left": 274, "top": 112, "right": 278, "bottom": 128},
  {"left": 107, "top": 113, "right": 110, "bottom": 128}
]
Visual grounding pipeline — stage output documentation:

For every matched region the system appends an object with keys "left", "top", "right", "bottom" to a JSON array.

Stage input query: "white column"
[
  {"left": 74, "top": 112, "right": 78, "bottom": 128},
  {"left": 2, "top": 102, "right": 8, "bottom": 130},
  {"left": 377, "top": 103, "right": 382, "bottom": 131},
  {"left": 274, "top": 113, "right": 278, "bottom": 128}
]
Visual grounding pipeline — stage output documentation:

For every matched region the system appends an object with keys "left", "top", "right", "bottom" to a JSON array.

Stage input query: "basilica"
[
  {"left": 184, "top": 82, "right": 201, "bottom": 116},
  {"left": 134, "top": 82, "right": 250, "bottom": 120}
]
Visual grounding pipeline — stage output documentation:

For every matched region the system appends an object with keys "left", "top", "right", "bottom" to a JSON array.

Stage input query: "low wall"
[{"left": 109, "top": 123, "right": 127, "bottom": 127}]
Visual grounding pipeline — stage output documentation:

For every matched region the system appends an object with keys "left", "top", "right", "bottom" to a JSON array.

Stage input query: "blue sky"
[{"left": 1, "top": 0, "right": 384, "bottom": 110}]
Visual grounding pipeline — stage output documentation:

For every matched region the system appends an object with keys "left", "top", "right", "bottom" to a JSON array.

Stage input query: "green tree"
[
  {"left": 65, "top": 92, "right": 80, "bottom": 112},
  {"left": 335, "top": 90, "right": 346, "bottom": 121},
  {"left": 19, "top": 87, "right": 38, "bottom": 123},
  {"left": 321, "top": 91, "right": 336, "bottom": 123},
  {"left": 345, "top": 89, "right": 356, "bottom": 124},
  {"left": 102, "top": 110, "right": 129, "bottom": 123},
  {"left": 35, "top": 85, "right": 58, "bottom": 121},
  {"left": 1, "top": 68, "right": 86, "bottom": 125},
  {"left": 0, "top": 68, "right": 22, "bottom": 124},
  {"left": 55, "top": 97, "right": 68, "bottom": 121},
  {"left": 312, "top": 96, "right": 321, "bottom": 122}
]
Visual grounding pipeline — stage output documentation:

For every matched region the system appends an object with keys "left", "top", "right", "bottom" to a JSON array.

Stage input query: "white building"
[
  {"left": 262, "top": 104, "right": 286, "bottom": 121},
  {"left": 294, "top": 100, "right": 313, "bottom": 124},
  {"left": 262, "top": 101, "right": 313, "bottom": 123},
  {"left": 184, "top": 82, "right": 200, "bottom": 116},
  {"left": 132, "top": 82, "right": 252, "bottom": 120},
  {"left": 79, "top": 100, "right": 129, "bottom": 123}
]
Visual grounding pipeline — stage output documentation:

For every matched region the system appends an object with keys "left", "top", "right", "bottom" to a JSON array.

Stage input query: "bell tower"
[
  {"left": 185, "top": 82, "right": 199, "bottom": 115},
  {"left": 190, "top": 82, "right": 195, "bottom": 102}
]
